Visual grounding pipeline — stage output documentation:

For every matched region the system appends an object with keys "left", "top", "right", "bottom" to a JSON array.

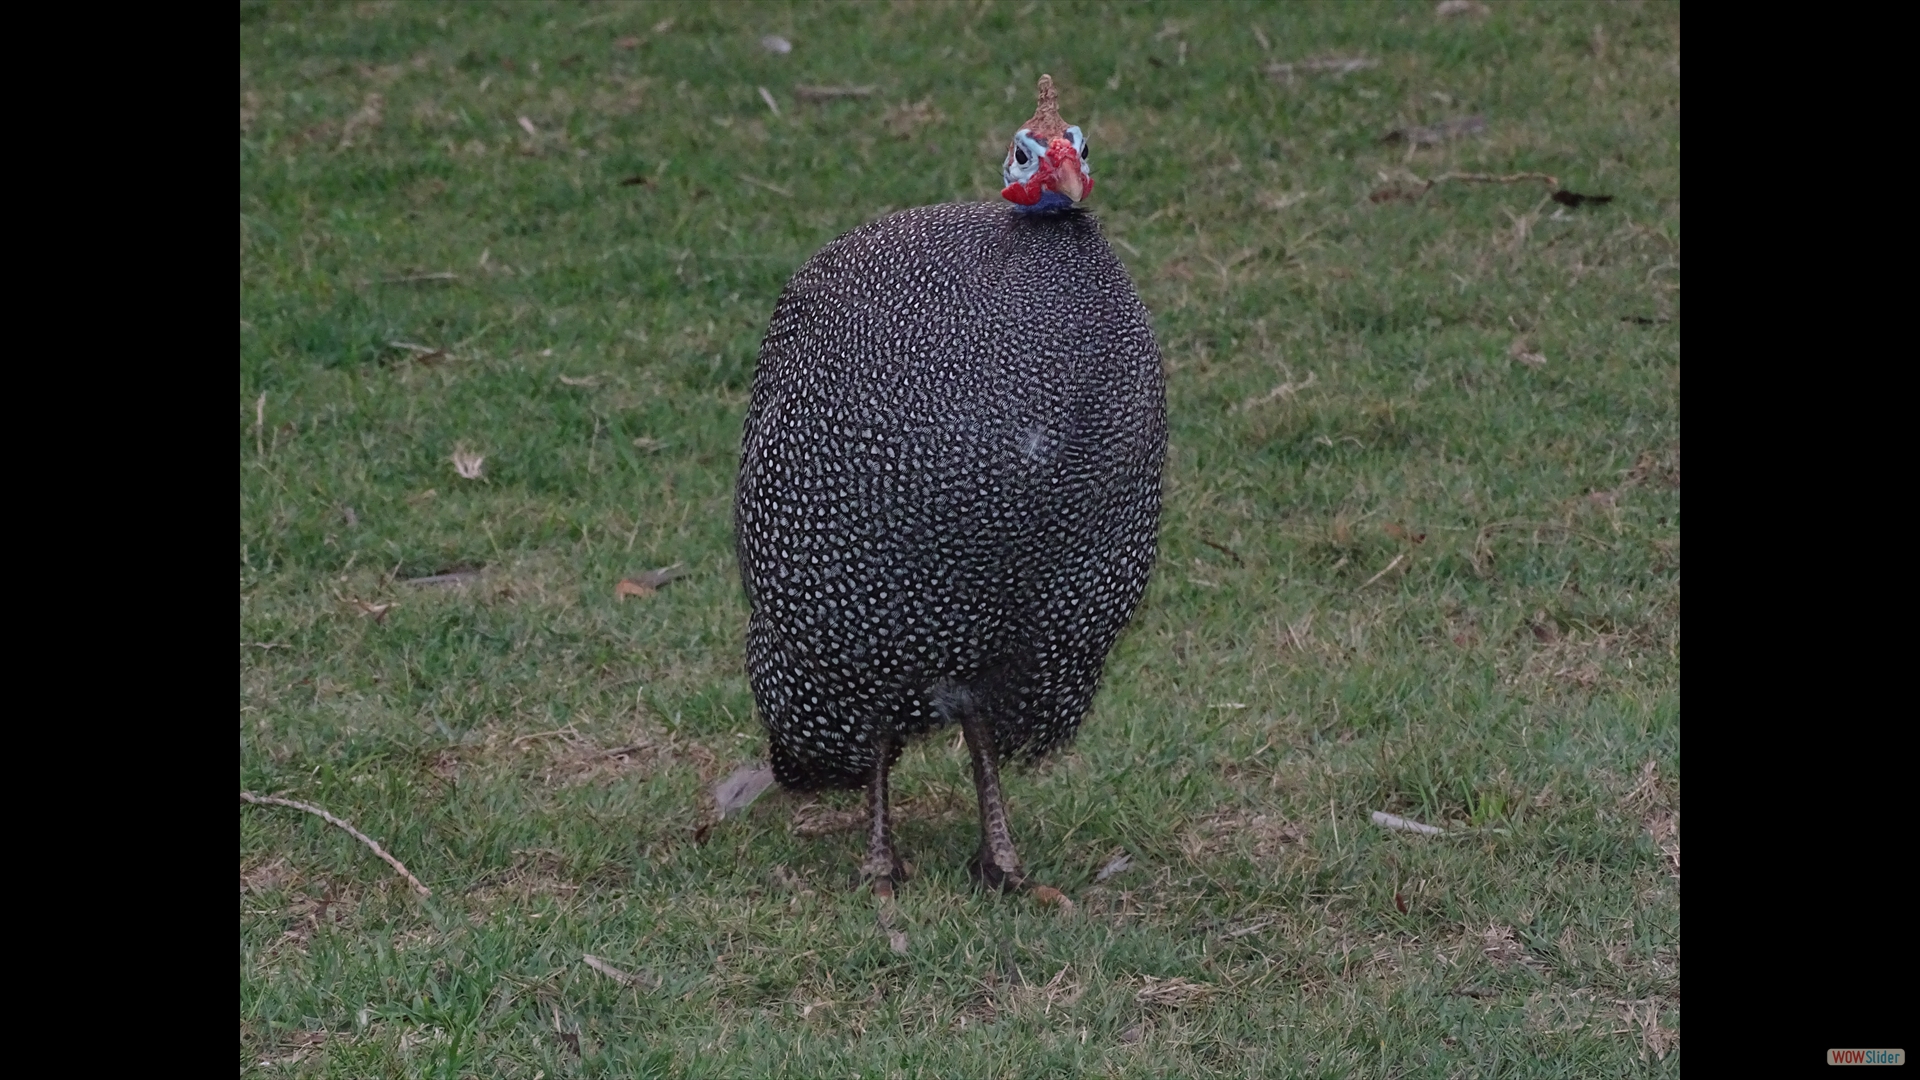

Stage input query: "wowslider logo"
[{"left": 1829, "top": 1049, "right": 1905, "bottom": 1066}]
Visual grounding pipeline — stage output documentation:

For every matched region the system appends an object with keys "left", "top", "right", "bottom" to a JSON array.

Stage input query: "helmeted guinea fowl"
[{"left": 736, "top": 75, "right": 1166, "bottom": 896}]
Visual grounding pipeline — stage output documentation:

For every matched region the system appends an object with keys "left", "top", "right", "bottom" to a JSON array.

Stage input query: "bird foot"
[
  {"left": 966, "top": 852, "right": 1029, "bottom": 892},
  {"left": 858, "top": 854, "right": 910, "bottom": 898}
]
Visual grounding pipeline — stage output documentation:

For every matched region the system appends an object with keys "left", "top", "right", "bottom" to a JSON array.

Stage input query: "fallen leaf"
[
  {"left": 517, "top": 115, "right": 539, "bottom": 137},
  {"left": 651, "top": 17, "right": 674, "bottom": 34},
  {"left": 888, "top": 930, "right": 909, "bottom": 954},
  {"left": 558, "top": 374, "right": 602, "bottom": 387},
  {"left": 451, "top": 449, "right": 486, "bottom": 479},
  {"left": 1509, "top": 337, "right": 1546, "bottom": 368},
  {"left": 1481, "top": 924, "right": 1529, "bottom": 968},
  {"left": 713, "top": 763, "right": 777, "bottom": 817},
  {"left": 1119, "top": 1024, "right": 1145, "bottom": 1044},
  {"left": 616, "top": 564, "right": 688, "bottom": 600},
  {"left": 1032, "top": 885, "right": 1075, "bottom": 912},
  {"left": 760, "top": 34, "right": 792, "bottom": 54},
  {"left": 1395, "top": 891, "right": 1409, "bottom": 913},
  {"left": 1435, "top": 0, "right": 1490, "bottom": 16},
  {"left": 1094, "top": 851, "right": 1133, "bottom": 883}
]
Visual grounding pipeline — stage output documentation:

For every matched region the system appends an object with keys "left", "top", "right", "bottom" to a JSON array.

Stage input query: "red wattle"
[{"left": 1001, "top": 178, "right": 1044, "bottom": 205}]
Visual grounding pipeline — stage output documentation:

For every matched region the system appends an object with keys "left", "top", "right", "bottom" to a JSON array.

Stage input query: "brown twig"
[
  {"left": 240, "top": 792, "right": 431, "bottom": 896},
  {"left": 1199, "top": 537, "right": 1245, "bottom": 566}
]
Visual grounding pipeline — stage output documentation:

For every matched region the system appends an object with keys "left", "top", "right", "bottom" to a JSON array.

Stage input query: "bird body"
[{"left": 736, "top": 77, "right": 1164, "bottom": 892}]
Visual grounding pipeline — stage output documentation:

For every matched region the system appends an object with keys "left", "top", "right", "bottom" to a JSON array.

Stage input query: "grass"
[{"left": 239, "top": 2, "right": 1680, "bottom": 1076}]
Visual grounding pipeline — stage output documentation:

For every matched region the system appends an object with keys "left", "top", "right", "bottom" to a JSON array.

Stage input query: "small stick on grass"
[
  {"left": 1360, "top": 552, "right": 1407, "bottom": 589},
  {"left": 240, "top": 791, "right": 431, "bottom": 896},
  {"left": 582, "top": 954, "right": 656, "bottom": 988},
  {"left": 1426, "top": 171, "right": 1558, "bottom": 190},
  {"left": 1372, "top": 810, "right": 1446, "bottom": 836}
]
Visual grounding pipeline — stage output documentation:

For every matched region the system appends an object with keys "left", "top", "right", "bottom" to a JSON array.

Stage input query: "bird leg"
[
  {"left": 959, "top": 710, "right": 1027, "bottom": 891},
  {"left": 859, "top": 731, "right": 907, "bottom": 898}
]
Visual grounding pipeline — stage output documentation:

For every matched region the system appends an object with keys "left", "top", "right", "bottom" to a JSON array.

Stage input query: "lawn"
[{"left": 239, "top": 2, "right": 1680, "bottom": 1076}]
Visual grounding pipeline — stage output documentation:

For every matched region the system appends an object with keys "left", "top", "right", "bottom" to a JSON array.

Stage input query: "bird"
[{"left": 735, "top": 75, "right": 1166, "bottom": 897}]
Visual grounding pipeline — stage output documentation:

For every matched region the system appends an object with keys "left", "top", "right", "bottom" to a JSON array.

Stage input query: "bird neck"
[{"left": 1012, "top": 191, "right": 1079, "bottom": 214}]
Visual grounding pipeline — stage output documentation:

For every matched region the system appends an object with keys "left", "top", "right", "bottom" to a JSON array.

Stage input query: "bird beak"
[{"left": 1046, "top": 138, "right": 1087, "bottom": 202}]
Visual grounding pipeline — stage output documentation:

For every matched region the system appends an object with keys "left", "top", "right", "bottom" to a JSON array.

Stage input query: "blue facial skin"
[{"left": 1015, "top": 190, "right": 1079, "bottom": 214}]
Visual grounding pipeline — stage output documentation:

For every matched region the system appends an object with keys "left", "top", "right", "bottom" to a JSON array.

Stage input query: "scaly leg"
[
  {"left": 959, "top": 710, "right": 1027, "bottom": 890},
  {"left": 859, "top": 732, "right": 907, "bottom": 898}
]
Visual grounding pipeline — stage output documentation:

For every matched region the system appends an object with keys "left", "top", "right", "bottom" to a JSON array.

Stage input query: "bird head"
[{"left": 1001, "top": 75, "right": 1093, "bottom": 211}]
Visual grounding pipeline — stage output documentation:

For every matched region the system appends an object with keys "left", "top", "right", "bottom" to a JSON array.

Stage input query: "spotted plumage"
[{"left": 735, "top": 77, "right": 1165, "bottom": 893}]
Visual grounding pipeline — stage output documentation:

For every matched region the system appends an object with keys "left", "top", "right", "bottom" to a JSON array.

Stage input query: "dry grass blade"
[
  {"left": 1265, "top": 57, "right": 1377, "bottom": 79},
  {"left": 1371, "top": 169, "right": 1561, "bottom": 203},
  {"left": 380, "top": 271, "right": 457, "bottom": 284},
  {"left": 1134, "top": 976, "right": 1214, "bottom": 1009},
  {"left": 791, "top": 801, "right": 866, "bottom": 837},
  {"left": 794, "top": 84, "right": 878, "bottom": 102},
  {"left": 1094, "top": 851, "right": 1133, "bottom": 882},
  {"left": 582, "top": 954, "right": 659, "bottom": 989},
  {"left": 1382, "top": 115, "right": 1486, "bottom": 146},
  {"left": 1238, "top": 369, "right": 1316, "bottom": 411},
  {"left": 757, "top": 86, "right": 781, "bottom": 116},
  {"left": 736, "top": 173, "right": 793, "bottom": 198},
  {"left": 346, "top": 597, "right": 395, "bottom": 622},
  {"left": 450, "top": 449, "right": 486, "bottom": 480},
  {"left": 240, "top": 791, "right": 431, "bottom": 896},
  {"left": 386, "top": 340, "right": 450, "bottom": 364}
]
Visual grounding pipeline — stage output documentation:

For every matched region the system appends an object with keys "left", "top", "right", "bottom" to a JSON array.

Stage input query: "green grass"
[{"left": 239, "top": 2, "right": 1680, "bottom": 1075}]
